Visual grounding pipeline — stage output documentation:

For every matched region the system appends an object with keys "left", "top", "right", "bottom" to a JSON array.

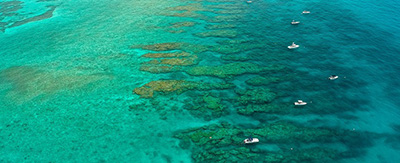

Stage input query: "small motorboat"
[
  {"left": 329, "top": 75, "right": 339, "bottom": 80},
  {"left": 247, "top": 0, "right": 252, "bottom": 3},
  {"left": 244, "top": 137, "right": 259, "bottom": 144},
  {"left": 288, "top": 42, "right": 299, "bottom": 49},
  {"left": 291, "top": 20, "right": 300, "bottom": 25},
  {"left": 302, "top": 11, "right": 310, "bottom": 14},
  {"left": 294, "top": 100, "right": 307, "bottom": 106}
]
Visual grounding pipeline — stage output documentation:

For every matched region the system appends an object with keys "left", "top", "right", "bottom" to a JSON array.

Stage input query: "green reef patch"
[
  {"left": 184, "top": 93, "right": 227, "bottom": 120},
  {"left": 221, "top": 55, "right": 250, "bottom": 61},
  {"left": 235, "top": 88, "right": 277, "bottom": 105},
  {"left": 174, "top": 121, "right": 352, "bottom": 162},
  {"left": 211, "top": 40, "right": 265, "bottom": 54},
  {"left": 206, "top": 15, "right": 245, "bottom": 23},
  {"left": 205, "top": 24, "right": 236, "bottom": 30},
  {"left": 194, "top": 29, "right": 238, "bottom": 38},
  {"left": 186, "top": 62, "right": 284, "bottom": 78},
  {"left": 245, "top": 76, "right": 280, "bottom": 86},
  {"left": 238, "top": 104, "right": 288, "bottom": 115}
]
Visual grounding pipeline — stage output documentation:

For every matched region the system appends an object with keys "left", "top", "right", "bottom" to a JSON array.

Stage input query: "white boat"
[
  {"left": 294, "top": 100, "right": 307, "bottom": 106},
  {"left": 291, "top": 20, "right": 300, "bottom": 25},
  {"left": 302, "top": 11, "right": 310, "bottom": 14},
  {"left": 244, "top": 138, "right": 259, "bottom": 144},
  {"left": 328, "top": 75, "right": 339, "bottom": 80},
  {"left": 247, "top": 0, "right": 252, "bottom": 3},
  {"left": 288, "top": 42, "right": 299, "bottom": 49}
]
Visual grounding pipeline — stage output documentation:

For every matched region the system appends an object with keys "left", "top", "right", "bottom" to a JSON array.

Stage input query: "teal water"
[{"left": 1, "top": 0, "right": 400, "bottom": 162}]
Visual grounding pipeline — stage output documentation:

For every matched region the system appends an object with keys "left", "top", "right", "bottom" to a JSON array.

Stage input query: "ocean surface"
[{"left": 1, "top": 0, "right": 400, "bottom": 162}]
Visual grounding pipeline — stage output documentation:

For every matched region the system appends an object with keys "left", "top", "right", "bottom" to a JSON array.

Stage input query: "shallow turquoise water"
[{"left": 1, "top": 0, "right": 400, "bottom": 162}]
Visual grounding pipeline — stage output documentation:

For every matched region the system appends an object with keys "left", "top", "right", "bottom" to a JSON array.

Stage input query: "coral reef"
[
  {"left": 167, "top": 29, "right": 185, "bottom": 33},
  {"left": 206, "top": 15, "right": 245, "bottom": 23},
  {"left": 142, "top": 52, "right": 191, "bottom": 58},
  {"left": 139, "top": 65, "right": 180, "bottom": 73},
  {"left": 193, "top": 147, "right": 338, "bottom": 163},
  {"left": 184, "top": 94, "right": 226, "bottom": 119},
  {"left": 217, "top": 39, "right": 251, "bottom": 45},
  {"left": 143, "top": 56, "right": 198, "bottom": 66},
  {"left": 131, "top": 42, "right": 209, "bottom": 53},
  {"left": 0, "top": 66, "right": 111, "bottom": 103},
  {"left": 175, "top": 122, "right": 337, "bottom": 147},
  {"left": 235, "top": 88, "right": 276, "bottom": 105},
  {"left": 140, "top": 51, "right": 198, "bottom": 73},
  {"left": 0, "top": 2, "right": 57, "bottom": 32},
  {"left": 174, "top": 122, "right": 342, "bottom": 162},
  {"left": 9, "top": 6, "right": 57, "bottom": 28},
  {"left": 245, "top": 76, "right": 280, "bottom": 86},
  {"left": 211, "top": 41, "right": 265, "bottom": 54},
  {"left": 134, "top": 43, "right": 181, "bottom": 51},
  {"left": 214, "top": 9, "right": 247, "bottom": 14},
  {"left": 207, "top": 4, "right": 243, "bottom": 10},
  {"left": 133, "top": 80, "right": 233, "bottom": 98},
  {"left": 167, "top": 11, "right": 207, "bottom": 19},
  {"left": 170, "top": 21, "right": 196, "bottom": 28},
  {"left": 205, "top": 24, "right": 236, "bottom": 30},
  {"left": 163, "top": 3, "right": 209, "bottom": 19},
  {"left": 167, "top": 3, "right": 208, "bottom": 12},
  {"left": 194, "top": 30, "right": 238, "bottom": 38},
  {"left": 186, "top": 62, "right": 283, "bottom": 78},
  {"left": 221, "top": 55, "right": 250, "bottom": 61},
  {"left": 237, "top": 104, "right": 285, "bottom": 115}
]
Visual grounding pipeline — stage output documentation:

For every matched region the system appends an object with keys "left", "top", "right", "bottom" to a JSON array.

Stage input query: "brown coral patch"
[
  {"left": 136, "top": 43, "right": 182, "bottom": 51},
  {"left": 167, "top": 3, "right": 207, "bottom": 12},
  {"left": 162, "top": 3, "right": 210, "bottom": 19},
  {"left": 160, "top": 57, "right": 198, "bottom": 66},
  {"left": 133, "top": 80, "right": 196, "bottom": 98},
  {"left": 1, "top": 66, "right": 112, "bottom": 103},
  {"left": 165, "top": 11, "right": 207, "bottom": 19},
  {"left": 133, "top": 80, "right": 233, "bottom": 98},
  {"left": 207, "top": 4, "right": 243, "bottom": 10},
  {"left": 132, "top": 42, "right": 209, "bottom": 53},
  {"left": 139, "top": 65, "right": 180, "bottom": 73},
  {"left": 170, "top": 21, "right": 196, "bottom": 28},
  {"left": 140, "top": 51, "right": 198, "bottom": 73},
  {"left": 142, "top": 51, "right": 191, "bottom": 58},
  {"left": 167, "top": 29, "right": 186, "bottom": 33},
  {"left": 143, "top": 56, "right": 198, "bottom": 66}
]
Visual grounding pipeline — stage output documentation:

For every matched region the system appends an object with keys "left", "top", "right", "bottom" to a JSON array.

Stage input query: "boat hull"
[
  {"left": 329, "top": 76, "right": 339, "bottom": 80},
  {"left": 294, "top": 102, "right": 307, "bottom": 105},
  {"left": 244, "top": 138, "right": 259, "bottom": 144}
]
